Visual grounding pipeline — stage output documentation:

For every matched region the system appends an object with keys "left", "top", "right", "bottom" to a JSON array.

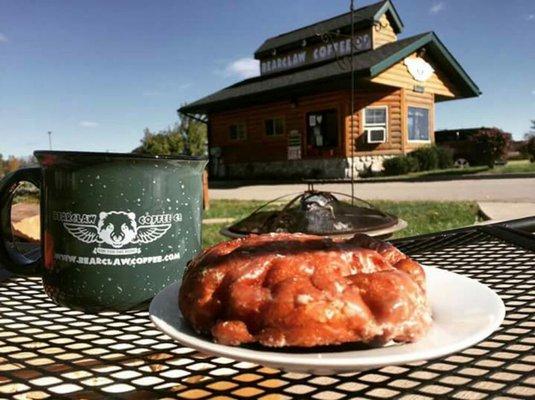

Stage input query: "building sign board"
[
  {"left": 260, "top": 31, "right": 372, "bottom": 75},
  {"left": 288, "top": 130, "right": 302, "bottom": 160},
  {"left": 404, "top": 57, "right": 434, "bottom": 82},
  {"left": 413, "top": 85, "right": 425, "bottom": 93}
]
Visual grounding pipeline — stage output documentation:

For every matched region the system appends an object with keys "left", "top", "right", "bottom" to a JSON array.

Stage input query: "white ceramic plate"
[{"left": 149, "top": 266, "right": 505, "bottom": 374}]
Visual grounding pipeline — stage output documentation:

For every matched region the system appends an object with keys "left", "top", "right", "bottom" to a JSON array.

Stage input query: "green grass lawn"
[
  {"left": 202, "top": 200, "right": 480, "bottom": 248},
  {"left": 361, "top": 159, "right": 535, "bottom": 182},
  {"left": 485, "top": 159, "right": 535, "bottom": 174}
]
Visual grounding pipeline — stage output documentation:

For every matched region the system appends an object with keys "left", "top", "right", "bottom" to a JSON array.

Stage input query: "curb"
[
  {"left": 209, "top": 172, "right": 535, "bottom": 188},
  {"left": 348, "top": 172, "right": 535, "bottom": 184}
]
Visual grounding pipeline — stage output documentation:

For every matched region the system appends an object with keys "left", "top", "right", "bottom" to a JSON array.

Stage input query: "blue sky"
[{"left": 1, "top": 0, "right": 534, "bottom": 157}]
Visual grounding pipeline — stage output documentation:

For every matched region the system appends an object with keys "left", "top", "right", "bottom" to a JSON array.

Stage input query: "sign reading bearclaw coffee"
[{"left": 260, "top": 31, "right": 371, "bottom": 75}]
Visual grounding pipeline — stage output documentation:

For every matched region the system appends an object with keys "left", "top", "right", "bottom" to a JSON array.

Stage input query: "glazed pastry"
[{"left": 179, "top": 233, "right": 431, "bottom": 347}]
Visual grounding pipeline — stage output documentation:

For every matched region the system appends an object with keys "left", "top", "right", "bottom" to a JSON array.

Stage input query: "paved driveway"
[{"left": 210, "top": 178, "right": 535, "bottom": 202}]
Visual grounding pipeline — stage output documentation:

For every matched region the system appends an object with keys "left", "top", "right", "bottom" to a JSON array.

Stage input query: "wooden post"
[
  {"left": 202, "top": 170, "right": 210, "bottom": 210},
  {"left": 400, "top": 87, "right": 407, "bottom": 154}
]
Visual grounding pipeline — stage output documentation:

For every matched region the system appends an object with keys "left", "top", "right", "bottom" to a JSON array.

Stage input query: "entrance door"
[{"left": 305, "top": 109, "right": 339, "bottom": 157}]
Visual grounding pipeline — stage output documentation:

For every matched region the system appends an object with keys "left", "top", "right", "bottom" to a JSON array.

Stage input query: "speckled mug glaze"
[{"left": 1, "top": 151, "right": 207, "bottom": 312}]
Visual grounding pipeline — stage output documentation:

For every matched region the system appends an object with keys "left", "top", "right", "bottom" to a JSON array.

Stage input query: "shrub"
[
  {"left": 469, "top": 128, "right": 511, "bottom": 167},
  {"left": 434, "top": 146, "right": 454, "bottom": 169},
  {"left": 382, "top": 146, "right": 455, "bottom": 176},
  {"left": 520, "top": 135, "right": 535, "bottom": 163},
  {"left": 383, "top": 155, "right": 419, "bottom": 176},
  {"left": 409, "top": 146, "right": 439, "bottom": 171}
]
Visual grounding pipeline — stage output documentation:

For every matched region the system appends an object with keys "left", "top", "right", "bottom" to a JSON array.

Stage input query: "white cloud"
[
  {"left": 429, "top": 2, "right": 445, "bottom": 14},
  {"left": 79, "top": 121, "right": 99, "bottom": 128},
  {"left": 527, "top": 14, "right": 535, "bottom": 21},
  {"left": 0, "top": 33, "right": 8, "bottom": 43},
  {"left": 223, "top": 57, "right": 259, "bottom": 79},
  {"left": 179, "top": 82, "right": 192, "bottom": 90}
]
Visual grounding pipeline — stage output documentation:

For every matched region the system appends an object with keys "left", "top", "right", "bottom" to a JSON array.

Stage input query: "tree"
[
  {"left": 469, "top": 128, "right": 511, "bottom": 168},
  {"left": 523, "top": 120, "right": 535, "bottom": 140},
  {"left": 0, "top": 154, "right": 37, "bottom": 178},
  {"left": 522, "top": 136, "right": 535, "bottom": 162},
  {"left": 133, "top": 107, "right": 207, "bottom": 157},
  {"left": 521, "top": 120, "right": 535, "bottom": 162},
  {"left": 20, "top": 154, "right": 38, "bottom": 167},
  {"left": 134, "top": 126, "right": 185, "bottom": 156},
  {"left": 178, "top": 112, "right": 207, "bottom": 157},
  {"left": 5, "top": 156, "right": 21, "bottom": 173}
]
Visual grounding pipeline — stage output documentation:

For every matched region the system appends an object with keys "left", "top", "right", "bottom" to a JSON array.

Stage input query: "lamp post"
[
  {"left": 350, "top": 0, "right": 355, "bottom": 203},
  {"left": 47, "top": 131, "right": 52, "bottom": 150},
  {"left": 315, "top": 0, "right": 357, "bottom": 202}
]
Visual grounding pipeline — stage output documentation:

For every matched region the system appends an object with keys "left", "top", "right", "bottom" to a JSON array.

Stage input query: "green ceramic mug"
[{"left": 0, "top": 151, "right": 207, "bottom": 312}]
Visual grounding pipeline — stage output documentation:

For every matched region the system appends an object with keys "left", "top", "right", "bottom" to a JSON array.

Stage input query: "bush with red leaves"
[{"left": 469, "top": 128, "right": 511, "bottom": 167}]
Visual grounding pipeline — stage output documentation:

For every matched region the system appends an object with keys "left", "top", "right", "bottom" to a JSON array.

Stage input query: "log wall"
[
  {"left": 209, "top": 86, "right": 436, "bottom": 164},
  {"left": 344, "top": 87, "right": 404, "bottom": 157},
  {"left": 210, "top": 91, "right": 348, "bottom": 164}
]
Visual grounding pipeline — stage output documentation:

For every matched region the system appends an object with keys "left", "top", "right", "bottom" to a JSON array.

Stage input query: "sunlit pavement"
[
  {"left": 210, "top": 178, "right": 535, "bottom": 202},
  {"left": 478, "top": 201, "right": 535, "bottom": 221}
]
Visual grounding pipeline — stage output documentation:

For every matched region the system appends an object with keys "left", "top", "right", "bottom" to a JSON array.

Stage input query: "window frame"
[
  {"left": 264, "top": 116, "right": 285, "bottom": 137},
  {"left": 363, "top": 105, "right": 388, "bottom": 144},
  {"left": 407, "top": 106, "right": 431, "bottom": 143},
  {"left": 229, "top": 122, "right": 247, "bottom": 141}
]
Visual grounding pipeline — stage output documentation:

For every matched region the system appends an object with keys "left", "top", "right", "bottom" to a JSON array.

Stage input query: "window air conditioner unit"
[{"left": 366, "top": 127, "right": 386, "bottom": 143}]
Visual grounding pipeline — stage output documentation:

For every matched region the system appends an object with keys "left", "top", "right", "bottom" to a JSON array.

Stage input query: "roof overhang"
[
  {"left": 180, "top": 32, "right": 481, "bottom": 115},
  {"left": 179, "top": 77, "right": 380, "bottom": 115}
]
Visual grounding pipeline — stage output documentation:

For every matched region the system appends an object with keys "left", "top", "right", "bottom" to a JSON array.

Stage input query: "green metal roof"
[
  {"left": 180, "top": 32, "right": 481, "bottom": 115},
  {"left": 254, "top": 0, "right": 404, "bottom": 59}
]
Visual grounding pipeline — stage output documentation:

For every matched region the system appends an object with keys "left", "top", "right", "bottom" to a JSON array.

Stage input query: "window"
[
  {"left": 306, "top": 109, "right": 338, "bottom": 149},
  {"left": 364, "top": 106, "right": 388, "bottom": 143},
  {"left": 408, "top": 107, "right": 430, "bottom": 141},
  {"left": 365, "top": 107, "right": 387, "bottom": 126},
  {"left": 229, "top": 123, "right": 246, "bottom": 140},
  {"left": 265, "top": 117, "right": 284, "bottom": 136}
]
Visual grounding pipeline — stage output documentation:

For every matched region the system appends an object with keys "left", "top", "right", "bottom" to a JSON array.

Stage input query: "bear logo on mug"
[{"left": 53, "top": 210, "right": 182, "bottom": 255}]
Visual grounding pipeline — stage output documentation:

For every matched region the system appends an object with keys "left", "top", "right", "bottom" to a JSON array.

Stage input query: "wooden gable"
[
  {"left": 370, "top": 52, "right": 459, "bottom": 99},
  {"left": 373, "top": 14, "right": 397, "bottom": 48}
]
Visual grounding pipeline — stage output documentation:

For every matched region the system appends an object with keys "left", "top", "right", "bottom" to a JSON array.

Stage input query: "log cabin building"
[{"left": 179, "top": 0, "right": 481, "bottom": 179}]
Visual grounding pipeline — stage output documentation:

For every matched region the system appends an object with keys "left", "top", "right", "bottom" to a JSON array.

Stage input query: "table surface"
[{"left": 0, "top": 222, "right": 534, "bottom": 400}]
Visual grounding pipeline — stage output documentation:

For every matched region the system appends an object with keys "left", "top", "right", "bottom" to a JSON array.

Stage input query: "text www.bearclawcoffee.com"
[{"left": 54, "top": 252, "right": 181, "bottom": 266}]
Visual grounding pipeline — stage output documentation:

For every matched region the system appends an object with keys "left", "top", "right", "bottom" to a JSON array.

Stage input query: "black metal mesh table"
[{"left": 1, "top": 220, "right": 534, "bottom": 399}]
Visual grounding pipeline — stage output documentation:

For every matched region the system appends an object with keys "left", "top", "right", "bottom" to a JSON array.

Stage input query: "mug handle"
[{"left": 0, "top": 167, "right": 43, "bottom": 276}]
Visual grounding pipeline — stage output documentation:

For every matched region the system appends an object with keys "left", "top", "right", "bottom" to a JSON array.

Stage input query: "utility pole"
[{"left": 47, "top": 131, "right": 52, "bottom": 150}]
